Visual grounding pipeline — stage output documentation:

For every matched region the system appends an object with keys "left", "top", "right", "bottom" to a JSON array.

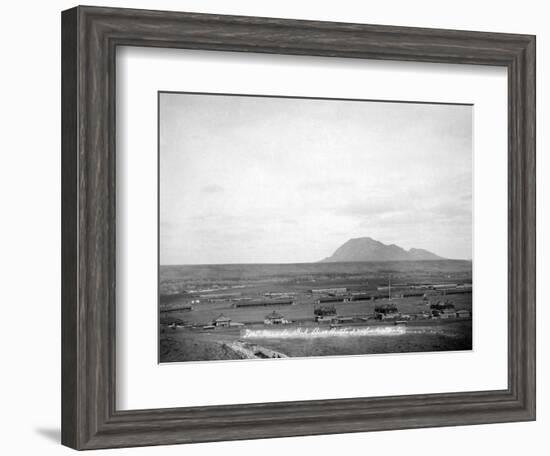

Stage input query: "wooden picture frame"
[{"left": 61, "top": 5, "right": 536, "bottom": 450}]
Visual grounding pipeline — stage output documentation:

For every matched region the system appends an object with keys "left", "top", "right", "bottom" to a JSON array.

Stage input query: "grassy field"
[{"left": 160, "top": 319, "right": 472, "bottom": 362}]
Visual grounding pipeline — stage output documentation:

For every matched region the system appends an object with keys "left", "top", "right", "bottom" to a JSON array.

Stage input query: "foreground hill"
[{"left": 322, "top": 237, "right": 445, "bottom": 262}]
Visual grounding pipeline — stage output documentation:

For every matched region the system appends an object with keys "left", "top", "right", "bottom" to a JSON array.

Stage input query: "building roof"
[
  {"left": 351, "top": 294, "right": 371, "bottom": 300},
  {"left": 430, "top": 302, "right": 455, "bottom": 310},
  {"left": 265, "top": 310, "right": 284, "bottom": 319},
  {"left": 375, "top": 303, "right": 399, "bottom": 312},
  {"left": 318, "top": 297, "right": 345, "bottom": 303},
  {"left": 214, "top": 314, "right": 231, "bottom": 322},
  {"left": 236, "top": 299, "right": 294, "bottom": 307},
  {"left": 314, "top": 305, "right": 337, "bottom": 315},
  {"left": 310, "top": 287, "right": 347, "bottom": 292}
]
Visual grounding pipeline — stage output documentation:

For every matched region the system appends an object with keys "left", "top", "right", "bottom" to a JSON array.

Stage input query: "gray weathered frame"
[{"left": 61, "top": 5, "right": 536, "bottom": 450}]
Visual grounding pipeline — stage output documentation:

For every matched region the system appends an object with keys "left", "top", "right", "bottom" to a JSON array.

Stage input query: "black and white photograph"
[
  {"left": 158, "top": 92, "right": 473, "bottom": 363},
  {"left": 1, "top": 1, "right": 540, "bottom": 453}
]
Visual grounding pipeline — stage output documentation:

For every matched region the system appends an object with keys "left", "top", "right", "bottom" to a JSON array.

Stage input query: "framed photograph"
[{"left": 61, "top": 6, "right": 536, "bottom": 450}]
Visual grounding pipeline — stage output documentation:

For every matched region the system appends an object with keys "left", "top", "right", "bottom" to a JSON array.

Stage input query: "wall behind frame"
[{"left": 0, "top": 1, "right": 546, "bottom": 455}]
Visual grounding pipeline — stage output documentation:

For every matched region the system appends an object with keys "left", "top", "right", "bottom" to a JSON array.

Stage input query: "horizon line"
[{"left": 160, "top": 258, "right": 472, "bottom": 267}]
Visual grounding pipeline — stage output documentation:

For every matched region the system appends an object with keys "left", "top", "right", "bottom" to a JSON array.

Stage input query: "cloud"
[
  {"left": 298, "top": 179, "right": 354, "bottom": 192},
  {"left": 332, "top": 199, "right": 406, "bottom": 218}
]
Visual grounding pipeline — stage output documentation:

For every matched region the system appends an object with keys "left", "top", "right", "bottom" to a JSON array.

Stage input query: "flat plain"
[{"left": 159, "top": 260, "right": 472, "bottom": 362}]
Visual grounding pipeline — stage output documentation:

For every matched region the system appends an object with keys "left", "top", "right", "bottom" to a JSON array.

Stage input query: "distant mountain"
[{"left": 321, "top": 237, "right": 445, "bottom": 262}]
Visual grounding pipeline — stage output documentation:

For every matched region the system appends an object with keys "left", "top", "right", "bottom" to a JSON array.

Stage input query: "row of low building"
[
  {"left": 233, "top": 299, "right": 295, "bottom": 308},
  {"left": 210, "top": 311, "right": 290, "bottom": 327},
  {"left": 264, "top": 292, "right": 296, "bottom": 298},
  {"left": 186, "top": 282, "right": 472, "bottom": 310},
  {"left": 373, "top": 301, "right": 471, "bottom": 320},
  {"left": 299, "top": 286, "right": 471, "bottom": 306},
  {"left": 163, "top": 289, "right": 464, "bottom": 312},
  {"left": 309, "top": 287, "right": 348, "bottom": 295},
  {"left": 314, "top": 301, "right": 472, "bottom": 322},
  {"left": 203, "top": 299, "right": 472, "bottom": 329},
  {"left": 409, "top": 283, "right": 473, "bottom": 290},
  {"left": 314, "top": 293, "right": 420, "bottom": 304},
  {"left": 159, "top": 304, "right": 194, "bottom": 313},
  {"left": 429, "top": 302, "right": 471, "bottom": 319}
]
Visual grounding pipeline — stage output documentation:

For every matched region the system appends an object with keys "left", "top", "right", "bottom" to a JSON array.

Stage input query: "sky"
[{"left": 159, "top": 92, "right": 472, "bottom": 265}]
